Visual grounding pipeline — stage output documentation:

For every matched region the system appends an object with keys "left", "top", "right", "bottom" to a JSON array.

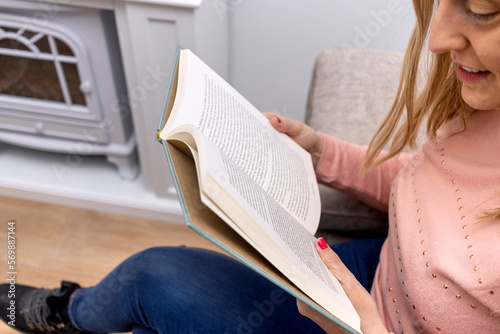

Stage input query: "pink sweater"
[{"left": 316, "top": 110, "right": 500, "bottom": 333}]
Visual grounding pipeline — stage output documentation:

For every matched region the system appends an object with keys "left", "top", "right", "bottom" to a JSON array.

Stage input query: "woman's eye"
[
  {"left": 467, "top": 8, "right": 499, "bottom": 21},
  {"left": 466, "top": 1, "right": 500, "bottom": 21}
]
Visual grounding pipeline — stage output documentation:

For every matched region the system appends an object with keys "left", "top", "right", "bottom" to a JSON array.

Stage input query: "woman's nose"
[{"left": 428, "top": 0, "right": 469, "bottom": 54}]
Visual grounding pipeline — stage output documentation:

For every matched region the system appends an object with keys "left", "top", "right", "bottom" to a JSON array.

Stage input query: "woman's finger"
[
  {"left": 262, "top": 111, "right": 302, "bottom": 137},
  {"left": 316, "top": 238, "right": 360, "bottom": 290},
  {"left": 262, "top": 112, "right": 323, "bottom": 164},
  {"left": 315, "top": 238, "right": 389, "bottom": 334}
]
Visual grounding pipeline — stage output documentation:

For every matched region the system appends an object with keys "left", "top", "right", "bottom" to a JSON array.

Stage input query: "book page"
[
  {"left": 169, "top": 137, "right": 264, "bottom": 253},
  {"left": 200, "top": 138, "right": 359, "bottom": 331},
  {"left": 162, "top": 49, "right": 321, "bottom": 234}
]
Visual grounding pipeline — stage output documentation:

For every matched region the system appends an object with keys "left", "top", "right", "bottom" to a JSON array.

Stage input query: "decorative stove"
[{"left": 0, "top": 3, "right": 138, "bottom": 180}]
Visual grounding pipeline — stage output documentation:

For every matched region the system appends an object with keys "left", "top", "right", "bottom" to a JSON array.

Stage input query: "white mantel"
[
  {"left": 0, "top": 0, "right": 228, "bottom": 222},
  {"left": 36, "top": 0, "right": 204, "bottom": 10}
]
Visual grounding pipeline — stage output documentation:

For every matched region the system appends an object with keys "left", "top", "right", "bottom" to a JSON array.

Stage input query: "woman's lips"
[{"left": 456, "top": 64, "right": 491, "bottom": 84}]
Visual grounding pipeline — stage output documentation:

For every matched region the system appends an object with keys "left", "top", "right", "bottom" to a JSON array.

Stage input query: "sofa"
[{"left": 305, "top": 46, "right": 405, "bottom": 244}]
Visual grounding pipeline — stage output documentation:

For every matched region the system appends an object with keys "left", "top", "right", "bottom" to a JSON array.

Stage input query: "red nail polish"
[
  {"left": 276, "top": 116, "right": 282, "bottom": 123},
  {"left": 318, "top": 237, "right": 328, "bottom": 250}
]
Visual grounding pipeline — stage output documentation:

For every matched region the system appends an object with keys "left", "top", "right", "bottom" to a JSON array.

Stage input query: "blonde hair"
[{"left": 362, "top": 0, "right": 499, "bottom": 221}]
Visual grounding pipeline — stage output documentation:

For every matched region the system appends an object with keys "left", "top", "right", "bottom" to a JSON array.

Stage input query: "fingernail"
[
  {"left": 275, "top": 116, "right": 282, "bottom": 123},
  {"left": 318, "top": 237, "right": 328, "bottom": 250}
]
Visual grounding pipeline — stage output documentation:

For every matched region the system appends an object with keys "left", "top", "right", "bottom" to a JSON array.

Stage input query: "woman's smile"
[{"left": 455, "top": 62, "right": 492, "bottom": 83}]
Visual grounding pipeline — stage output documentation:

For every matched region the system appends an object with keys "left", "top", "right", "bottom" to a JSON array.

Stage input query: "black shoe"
[{"left": 0, "top": 281, "right": 87, "bottom": 333}]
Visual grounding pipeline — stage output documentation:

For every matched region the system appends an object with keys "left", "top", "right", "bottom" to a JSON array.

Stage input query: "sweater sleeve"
[{"left": 315, "top": 133, "right": 410, "bottom": 212}]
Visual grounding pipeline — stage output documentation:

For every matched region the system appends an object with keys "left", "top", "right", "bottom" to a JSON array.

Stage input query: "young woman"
[{"left": 1, "top": 0, "right": 499, "bottom": 333}]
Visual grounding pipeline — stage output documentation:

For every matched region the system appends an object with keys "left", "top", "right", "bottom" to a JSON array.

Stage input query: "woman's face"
[{"left": 429, "top": 0, "right": 500, "bottom": 110}]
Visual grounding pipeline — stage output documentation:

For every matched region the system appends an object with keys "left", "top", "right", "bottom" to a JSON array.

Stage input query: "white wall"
[{"left": 228, "top": 0, "right": 415, "bottom": 121}]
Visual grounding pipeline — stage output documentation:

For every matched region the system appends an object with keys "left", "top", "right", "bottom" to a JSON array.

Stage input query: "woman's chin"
[{"left": 461, "top": 86, "right": 500, "bottom": 111}]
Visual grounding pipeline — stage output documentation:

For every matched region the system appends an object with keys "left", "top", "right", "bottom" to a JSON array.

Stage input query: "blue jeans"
[{"left": 69, "top": 238, "right": 385, "bottom": 334}]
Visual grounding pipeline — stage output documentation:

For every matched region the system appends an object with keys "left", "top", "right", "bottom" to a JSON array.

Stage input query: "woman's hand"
[
  {"left": 263, "top": 112, "right": 324, "bottom": 168},
  {"left": 297, "top": 238, "right": 389, "bottom": 334}
]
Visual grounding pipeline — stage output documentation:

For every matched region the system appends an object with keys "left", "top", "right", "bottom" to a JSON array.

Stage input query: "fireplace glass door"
[{"left": 0, "top": 14, "right": 101, "bottom": 123}]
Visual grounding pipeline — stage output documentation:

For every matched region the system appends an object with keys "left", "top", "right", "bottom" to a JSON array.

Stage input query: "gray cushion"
[{"left": 305, "top": 47, "right": 403, "bottom": 234}]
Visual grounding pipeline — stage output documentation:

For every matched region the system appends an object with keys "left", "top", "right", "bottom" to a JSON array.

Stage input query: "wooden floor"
[{"left": 0, "top": 196, "right": 220, "bottom": 334}]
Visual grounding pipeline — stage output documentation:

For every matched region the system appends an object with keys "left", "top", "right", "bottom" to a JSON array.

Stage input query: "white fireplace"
[
  {"left": 0, "top": 0, "right": 228, "bottom": 222},
  {"left": 0, "top": 4, "right": 138, "bottom": 180}
]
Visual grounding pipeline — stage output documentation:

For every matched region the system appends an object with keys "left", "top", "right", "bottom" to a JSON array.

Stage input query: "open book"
[{"left": 157, "top": 48, "right": 361, "bottom": 334}]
